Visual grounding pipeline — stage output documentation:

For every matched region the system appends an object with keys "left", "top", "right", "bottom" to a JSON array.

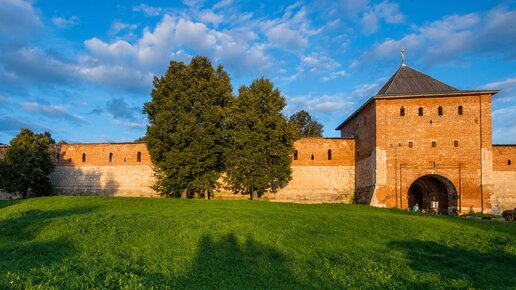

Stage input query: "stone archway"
[{"left": 408, "top": 175, "right": 458, "bottom": 215}]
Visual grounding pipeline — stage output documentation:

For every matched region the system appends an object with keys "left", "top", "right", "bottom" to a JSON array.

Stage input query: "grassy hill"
[{"left": 0, "top": 196, "right": 515, "bottom": 289}]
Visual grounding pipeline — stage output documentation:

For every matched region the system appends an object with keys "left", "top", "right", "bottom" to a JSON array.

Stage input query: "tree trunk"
[{"left": 249, "top": 189, "right": 254, "bottom": 200}]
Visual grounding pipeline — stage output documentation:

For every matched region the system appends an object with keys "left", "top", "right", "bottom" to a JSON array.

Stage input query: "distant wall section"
[
  {"left": 272, "top": 138, "right": 355, "bottom": 203},
  {"left": 51, "top": 143, "right": 157, "bottom": 197},
  {"left": 491, "top": 145, "right": 516, "bottom": 212},
  {"left": 51, "top": 139, "right": 356, "bottom": 203}
]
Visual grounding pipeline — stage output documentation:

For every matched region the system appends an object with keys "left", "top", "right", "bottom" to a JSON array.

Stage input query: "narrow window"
[
  {"left": 123, "top": 157, "right": 127, "bottom": 162},
  {"left": 56, "top": 153, "right": 60, "bottom": 161},
  {"left": 431, "top": 141, "right": 437, "bottom": 148},
  {"left": 458, "top": 105, "right": 463, "bottom": 115},
  {"left": 328, "top": 149, "right": 332, "bottom": 160},
  {"left": 400, "top": 107, "right": 405, "bottom": 116},
  {"left": 137, "top": 152, "right": 142, "bottom": 162},
  {"left": 82, "top": 153, "right": 86, "bottom": 163},
  {"left": 509, "top": 159, "right": 512, "bottom": 166},
  {"left": 454, "top": 140, "right": 459, "bottom": 147},
  {"left": 418, "top": 107, "right": 424, "bottom": 116},
  {"left": 109, "top": 153, "right": 113, "bottom": 163},
  {"left": 68, "top": 158, "right": 72, "bottom": 163},
  {"left": 438, "top": 106, "right": 443, "bottom": 116},
  {"left": 311, "top": 154, "right": 314, "bottom": 160},
  {"left": 408, "top": 141, "right": 413, "bottom": 148}
]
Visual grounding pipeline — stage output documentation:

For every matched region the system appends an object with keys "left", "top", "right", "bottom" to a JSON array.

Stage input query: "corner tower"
[{"left": 336, "top": 64, "right": 498, "bottom": 214}]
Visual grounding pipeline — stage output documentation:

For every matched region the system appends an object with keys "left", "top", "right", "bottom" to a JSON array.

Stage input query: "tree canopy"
[
  {"left": 143, "top": 56, "right": 233, "bottom": 198},
  {"left": 289, "top": 110, "right": 324, "bottom": 138},
  {"left": 225, "top": 78, "right": 296, "bottom": 199},
  {"left": 0, "top": 128, "right": 56, "bottom": 198}
]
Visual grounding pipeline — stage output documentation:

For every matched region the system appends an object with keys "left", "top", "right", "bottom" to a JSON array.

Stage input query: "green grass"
[{"left": 0, "top": 196, "right": 515, "bottom": 289}]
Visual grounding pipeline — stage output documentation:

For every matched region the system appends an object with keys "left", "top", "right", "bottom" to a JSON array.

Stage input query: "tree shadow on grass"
[
  {"left": 390, "top": 240, "right": 516, "bottom": 289},
  {"left": 0, "top": 206, "right": 95, "bottom": 288},
  {"left": 175, "top": 233, "right": 308, "bottom": 289},
  {"left": 0, "top": 200, "right": 20, "bottom": 210}
]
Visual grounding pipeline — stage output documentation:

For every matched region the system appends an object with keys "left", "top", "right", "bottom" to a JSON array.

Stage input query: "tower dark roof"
[
  {"left": 335, "top": 64, "right": 499, "bottom": 130},
  {"left": 376, "top": 64, "right": 458, "bottom": 96}
]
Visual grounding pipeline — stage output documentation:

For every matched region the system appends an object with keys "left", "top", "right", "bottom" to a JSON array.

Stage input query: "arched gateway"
[{"left": 408, "top": 175, "right": 458, "bottom": 215}]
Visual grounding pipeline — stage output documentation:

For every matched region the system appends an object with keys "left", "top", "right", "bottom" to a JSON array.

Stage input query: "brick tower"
[{"left": 336, "top": 62, "right": 498, "bottom": 214}]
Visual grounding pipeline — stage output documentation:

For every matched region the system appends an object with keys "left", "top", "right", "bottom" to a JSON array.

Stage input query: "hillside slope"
[{"left": 0, "top": 196, "right": 515, "bottom": 289}]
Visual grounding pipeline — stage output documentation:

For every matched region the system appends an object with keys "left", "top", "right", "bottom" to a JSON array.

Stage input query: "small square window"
[
  {"left": 431, "top": 141, "right": 437, "bottom": 148},
  {"left": 408, "top": 141, "right": 413, "bottom": 148},
  {"left": 454, "top": 140, "right": 459, "bottom": 147}
]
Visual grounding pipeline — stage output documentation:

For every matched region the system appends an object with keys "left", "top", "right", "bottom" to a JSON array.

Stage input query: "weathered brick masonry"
[
  {"left": 49, "top": 138, "right": 355, "bottom": 203},
  {"left": 491, "top": 145, "right": 516, "bottom": 212}
]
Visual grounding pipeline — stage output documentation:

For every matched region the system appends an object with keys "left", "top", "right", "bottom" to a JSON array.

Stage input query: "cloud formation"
[
  {"left": 0, "top": 0, "right": 42, "bottom": 39},
  {"left": 21, "top": 101, "right": 85, "bottom": 124},
  {"left": 354, "top": 5, "right": 516, "bottom": 67},
  {"left": 52, "top": 16, "right": 79, "bottom": 29}
]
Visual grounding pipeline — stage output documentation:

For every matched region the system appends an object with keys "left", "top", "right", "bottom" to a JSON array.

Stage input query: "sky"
[{"left": 0, "top": 0, "right": 515, "bottom": 144}]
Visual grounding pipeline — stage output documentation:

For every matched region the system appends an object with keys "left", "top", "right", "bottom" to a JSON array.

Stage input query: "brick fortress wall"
[
  {"left": 50, "top": 143, "right": 157, "bottom": 197},
  {"left": 50, "top": 139, "right": 356, "bottom": 203},
  {"left": 491, "top": 145, "right": 516, "bottom": 211},
  {"left": 262, "top": 138, "right": 355, "bottom": 203}
]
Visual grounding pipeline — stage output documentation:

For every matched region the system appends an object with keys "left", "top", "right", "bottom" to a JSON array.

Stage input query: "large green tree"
[
  {"left": 0, "top": 128, "right": 56, "bottom": 198},
  {"left": 289, "top": 110, "right": 324, "bottom": 138},
  {"left": 143, "top": 56, "right": 233, "bottom": 198},
  {"left": 225, "top": 78, "right": 296, "bottom": 199}
]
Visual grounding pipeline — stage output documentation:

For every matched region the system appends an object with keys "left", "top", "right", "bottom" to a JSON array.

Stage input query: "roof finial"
[{"left": 401, "top": 48, "right": 406, "bottom": 66}]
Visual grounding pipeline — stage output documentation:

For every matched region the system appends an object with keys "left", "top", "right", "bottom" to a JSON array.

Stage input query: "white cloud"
[
  {"left": 0, "top": 0, "right": 42, "bottom": 38},
  {"left": 109, "top": 21, "right": 137, "bottom": 35},
  {"left": 21, "top": 101, "right": 85, "bottom": 124},
  {"left": 174, "top": 18, "right": 217, "bottom": 54},
  {"left": 52, "top": 16, "right": 79, "bottom": 29},
  {"left": 78, "top": 64, "right": 153, "bottom": 93},
  {"left": 492, "top": 105, "right": 516, "bottom": 144},
  {"left": 302, "top": 53, "right": 340, "bottom": 73},
  {"left": 286, "top": 93, "right": 354, "bottom": 114},
  {"left": 352, "top": 79, "right": 386, "bottom": 98},
  {"left": 213, "top": 0, "right": 233, "bottom": 10},
  {"left": 482, "top": 77, "right": 516, "bottom": 101},
  {"left": 356, "top": 5, "right": 516, "bottom": 67},
  {"left": 132, "top": 4, "right": 162, "bottom": 17},
  {"left": 276, "top": 68, "right": 304, "bottom": 83},
  {"left": 266, "top": 24, "right": 308, "bottom": 51},
  {"left": 321, "top": 70, "right": 347, "bottom": 81},
  {"left": 0, "top": 47, "right": 77, "bottom": 84},
  {"left": 83, "top": 14, "right": 274, "bottom": 76},
  {"left": 263, "top": 3, "right": 321, "bottom": 52},
  {"left": 199, "top": 10, "right": 224, "bottom": 26},
  {"left": 482, "top": 77, "right": 516, "bottom": 90},
  {"left": 171, "top": 50, "right": 192, "bottom": 63}
]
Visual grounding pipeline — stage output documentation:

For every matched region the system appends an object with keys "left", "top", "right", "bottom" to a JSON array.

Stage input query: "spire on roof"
[
  {"left": 376, "top": 65, "right": 459, "bottom": 96},
  {"left": 401, "top": 48, "right": 405, "bottom": 66}
]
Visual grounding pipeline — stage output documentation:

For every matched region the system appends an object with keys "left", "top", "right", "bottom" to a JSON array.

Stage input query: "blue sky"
[{"left": 0, "top": 0, "right": 515, "bottom": 144}]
